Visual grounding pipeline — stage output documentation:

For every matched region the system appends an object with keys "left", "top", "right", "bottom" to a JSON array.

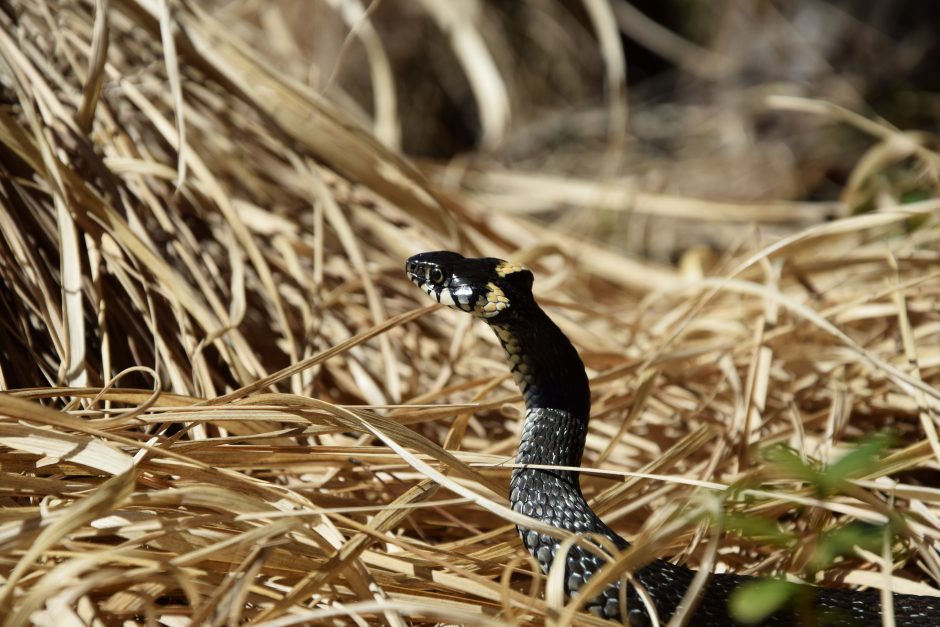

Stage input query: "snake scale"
[{"left": 406, "top": 251, "right": 938, "bottom": 625}]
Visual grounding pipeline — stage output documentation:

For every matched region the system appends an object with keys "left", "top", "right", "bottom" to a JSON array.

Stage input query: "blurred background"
[{"left": 214, "top": 0, "right": 940, "bottom": 258}]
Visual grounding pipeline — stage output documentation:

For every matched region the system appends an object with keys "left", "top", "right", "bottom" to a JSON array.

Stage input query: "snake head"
[{"left": 405, "top": 251, "right": 534, "bottom": 321}]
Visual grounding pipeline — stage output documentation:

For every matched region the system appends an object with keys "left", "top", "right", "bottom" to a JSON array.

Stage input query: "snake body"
[{"left": 406, "top": 251, "right": 938, "bottom": 625}]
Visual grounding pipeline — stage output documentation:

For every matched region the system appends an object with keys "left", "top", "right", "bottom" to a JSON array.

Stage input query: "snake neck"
[
  {"left": 490, "top": 302, "right": 591, "bottom": 430},
  {"left": 491, "top": 301, "right": 593, "bottom": 511}
]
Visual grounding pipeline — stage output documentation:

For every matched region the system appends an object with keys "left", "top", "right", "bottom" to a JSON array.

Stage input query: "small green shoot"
[
  {"left": 729, "top": 579, "right": 801, "bottom": 624},
  {"left": 727, "top": 435, "right": 901, "bottom": 624},
  {"left": 810, "top": 521, "right": 886, "bottom": 572},
  {"left": 762, "top": 433, "right": 894, "bottom": 497}
]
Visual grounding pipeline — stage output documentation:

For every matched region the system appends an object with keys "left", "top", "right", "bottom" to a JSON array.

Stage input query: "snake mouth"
[{"left": 407, "top": 275, "right": 466, "bottom": 309}]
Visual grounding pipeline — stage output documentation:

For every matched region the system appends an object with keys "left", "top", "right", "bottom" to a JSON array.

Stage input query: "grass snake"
[{"left": 406, "top": 251, "right": 938, "bottom": 625}]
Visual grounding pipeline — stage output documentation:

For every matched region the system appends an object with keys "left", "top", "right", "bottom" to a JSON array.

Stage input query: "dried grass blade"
[
  {"left": 309, "top": 163, "right": 399, "bottom": 402},
  {"left": 419, "top": 0, "right": 509, "bottom": 148},
  {"left": 210, "top": 305, "right": 436, "bottom": 404},
  {"left": 256, "top": 480, "right": 440, "bottom": 622},
  {"left": 321, "top": 0, "right": 400, "bottom": 148},
  {"left": 158, "top": 0, "right": 187, "bottom": 188},
  {"left": 886, "top": 252, "right": 940, "bottom": 465},
  {"left": 167, "top": 0, "right": 460, "bottom": 239},
  {"left": 582, "top": 0, "right": 628, "bottom": 173},
  {"left": 0, "top": 30, "right": 85, "bottom": 385},
  {"left": 75, "top": 0, "right": 109, "bottom": 133},
  {"left": 117, "top": 75, "right": 296, "bottom": 377},
  {"left": 0, "top": 423, "right": 132, "bottom": 475},
  {"left": 0, "top": 470, "right": 135, "bottom": 620},
  {"left": 54, "top": 194, "right": 86, "bottom": 387},
  {"left": 0, "top": 392, "right": 208, "bottom": 468}
]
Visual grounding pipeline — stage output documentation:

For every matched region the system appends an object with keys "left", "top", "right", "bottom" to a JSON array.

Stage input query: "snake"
[{"left": 406, "top": 251, "right": 939, "bottom": 625}]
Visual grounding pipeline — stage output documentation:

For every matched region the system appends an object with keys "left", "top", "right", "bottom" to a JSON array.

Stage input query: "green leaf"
[
  {"left": 818, "top": 434, "right": 894, "bottom": 495},
  {"left": 811, "top": 522, "right": 885, "bottom": 571},
  {"left": 763, "top": 435, "right": 895, "bottom": 497},
  {"left": 762, "top": 445, "right": 821, "bottom": 485},
  {"left": 729, "top": 579, "right": 800, "bottom": 624}
]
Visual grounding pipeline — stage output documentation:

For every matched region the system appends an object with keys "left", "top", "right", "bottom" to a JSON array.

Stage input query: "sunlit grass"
[{"left": 0, "top": 1, "right": 939, "bottom": 625}]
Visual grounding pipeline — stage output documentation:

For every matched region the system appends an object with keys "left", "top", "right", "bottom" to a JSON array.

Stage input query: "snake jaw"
[{"left": 406, "top": 269, "right": 475, "bottom": 313}]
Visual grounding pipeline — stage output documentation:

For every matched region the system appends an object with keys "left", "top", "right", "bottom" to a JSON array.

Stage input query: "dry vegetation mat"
[{"left": 1, "top": 1, "right": 940, "bottom": 625}]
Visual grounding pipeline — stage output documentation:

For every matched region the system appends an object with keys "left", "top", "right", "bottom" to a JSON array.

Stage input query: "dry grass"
[{"left": 1, "top": 1, "right": 939, "bottom": 625}]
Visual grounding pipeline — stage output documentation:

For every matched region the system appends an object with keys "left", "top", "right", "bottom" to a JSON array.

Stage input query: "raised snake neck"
[{"left": 405, "top": 251, "right": 938, "bottom": 625}]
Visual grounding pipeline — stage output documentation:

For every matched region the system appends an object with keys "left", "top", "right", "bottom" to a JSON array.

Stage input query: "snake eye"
[{"left": 429, "top": 267, "right": 444, "bottom": 284}]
